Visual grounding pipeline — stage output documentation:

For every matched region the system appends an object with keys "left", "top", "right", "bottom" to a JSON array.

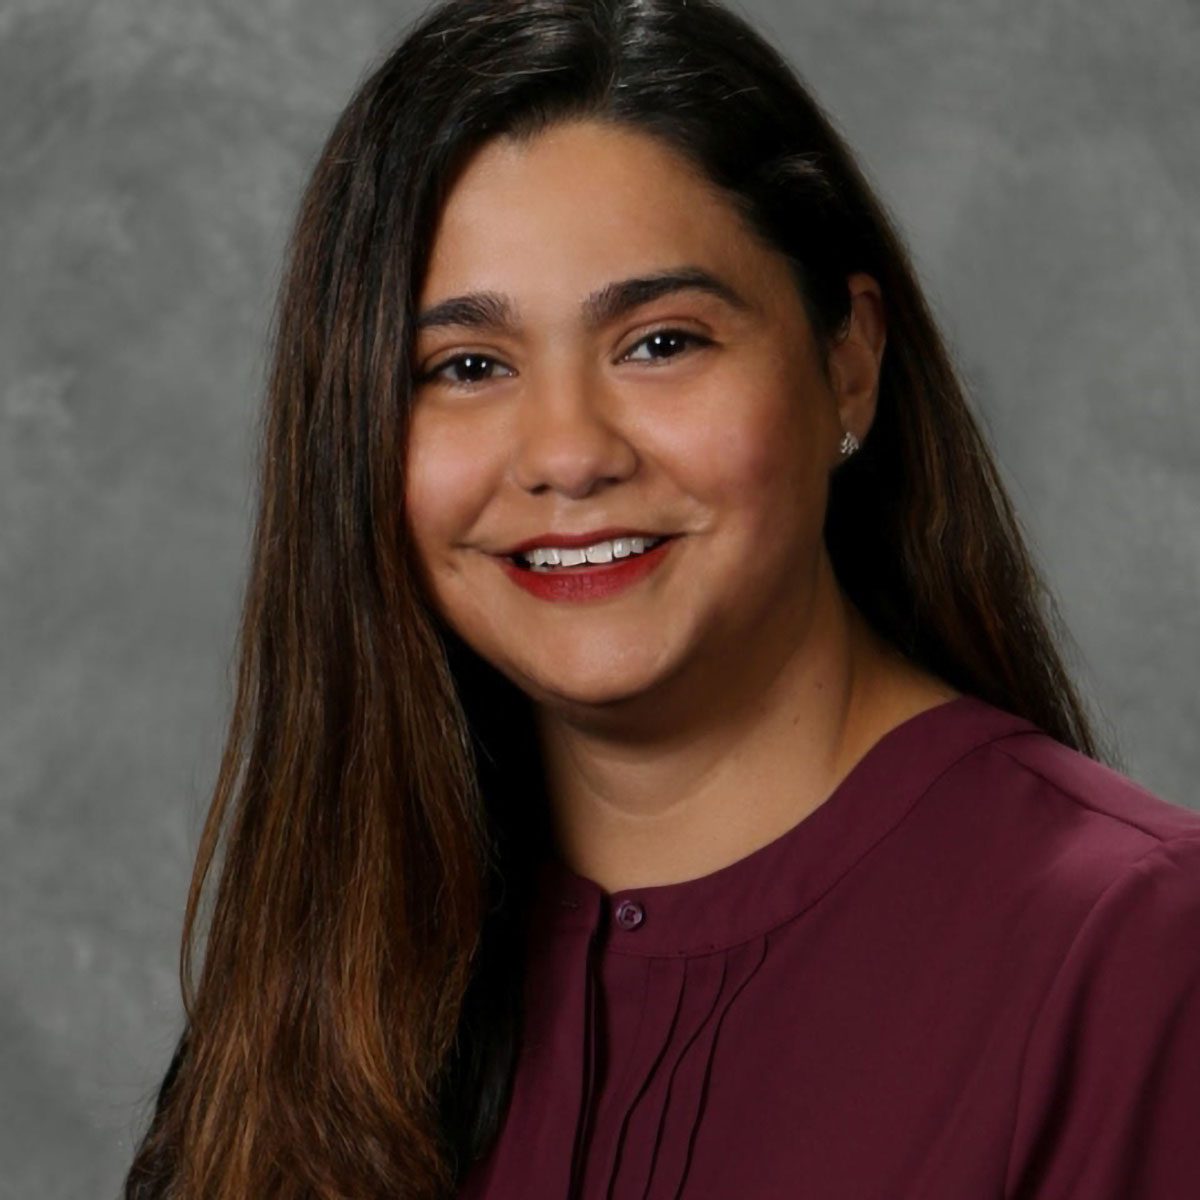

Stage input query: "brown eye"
[
  {"left": 622, "top": 329, "right": 712, "bottom": 363},
  {"left": 421, "top": 353, "right": 514, "bottom": 388}
]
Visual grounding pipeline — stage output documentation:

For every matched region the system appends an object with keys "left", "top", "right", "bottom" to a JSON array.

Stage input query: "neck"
[{"left": 534, "top": 552, "right": 956, "bottom": 893}]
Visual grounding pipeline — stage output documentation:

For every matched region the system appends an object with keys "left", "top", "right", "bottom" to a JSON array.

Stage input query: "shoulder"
[
  {"left": 912, "top": 706, "right": 1200, "bottom": 935},
  {"left": 975, "top": 733, "right": 1200, "bottom": 1196},
  {"left": 981, "top": 726, "right": 1200, "bottom": 842}
]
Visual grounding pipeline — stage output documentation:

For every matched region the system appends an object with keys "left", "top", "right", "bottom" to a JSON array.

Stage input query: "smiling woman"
[{"left": 124, "top": 2, "right": 1200, "bottom": 1199}]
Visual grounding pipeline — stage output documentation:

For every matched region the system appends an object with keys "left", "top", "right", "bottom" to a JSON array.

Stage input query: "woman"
[{"left": 125, "top": 0, "right": 1200, "bottom": 1197}]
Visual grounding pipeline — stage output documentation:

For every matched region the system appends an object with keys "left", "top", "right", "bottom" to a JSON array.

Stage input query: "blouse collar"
[{"left": 529, "top": 695, "right": 1038, "bottom": 958}]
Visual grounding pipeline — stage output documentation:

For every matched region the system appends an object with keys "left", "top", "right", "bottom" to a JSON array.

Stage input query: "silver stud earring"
[{"left": 839, "top": 429, "right": 861, "bottom": 458}]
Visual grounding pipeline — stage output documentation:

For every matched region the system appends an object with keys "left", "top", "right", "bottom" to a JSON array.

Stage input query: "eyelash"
[{"left": 418, "top": 328, "right": 713, "bottom": 390}]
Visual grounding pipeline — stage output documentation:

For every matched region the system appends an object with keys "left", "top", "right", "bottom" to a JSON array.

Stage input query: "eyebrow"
[{"left": 414, "top": 266, "right": 753, "bottom": 334}]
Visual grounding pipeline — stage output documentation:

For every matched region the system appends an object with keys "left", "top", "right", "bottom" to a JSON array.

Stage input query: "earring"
[{"left": 839, "top": 429, "right": 860, "bottom": 458}]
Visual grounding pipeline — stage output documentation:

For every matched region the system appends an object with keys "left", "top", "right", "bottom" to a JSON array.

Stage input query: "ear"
[{"left": 827, "top": 273, "right": 886, "bottom": 462}]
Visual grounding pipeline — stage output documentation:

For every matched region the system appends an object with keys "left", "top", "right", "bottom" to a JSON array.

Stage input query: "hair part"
[{"left": 126, "top": 2, "right": 1115, "bottom": 1197}]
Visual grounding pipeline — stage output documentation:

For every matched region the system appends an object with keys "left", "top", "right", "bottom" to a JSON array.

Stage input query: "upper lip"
[{"left": 498, "top": 528, "right": 674, "bottom": 556}]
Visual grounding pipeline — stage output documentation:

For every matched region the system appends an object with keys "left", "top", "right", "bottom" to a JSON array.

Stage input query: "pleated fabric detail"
[{"left": 572, "top": 933, "right": 770, "bottom": 1200}]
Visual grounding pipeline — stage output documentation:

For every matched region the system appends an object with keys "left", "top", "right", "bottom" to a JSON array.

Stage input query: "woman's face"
[{"left": 405, "top": 118, "right": 875, "bottom": 716}]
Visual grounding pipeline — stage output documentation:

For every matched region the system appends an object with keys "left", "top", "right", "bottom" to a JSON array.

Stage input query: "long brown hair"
[{"left": 125, "top": 0, "right": 1115, "bottom": 1196}]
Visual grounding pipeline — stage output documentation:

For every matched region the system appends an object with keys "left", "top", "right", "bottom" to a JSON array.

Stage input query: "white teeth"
[{"left": 519, "top": 536, "right": 665, "bottom": 570}]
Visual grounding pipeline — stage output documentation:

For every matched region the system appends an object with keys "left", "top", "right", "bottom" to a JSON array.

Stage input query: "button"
[{"left": 614, "top": 899, "right": 645, "bottom": 930}]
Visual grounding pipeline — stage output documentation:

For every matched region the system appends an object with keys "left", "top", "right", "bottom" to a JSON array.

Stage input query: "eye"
[
  {"left": 621, "top": 328, "right": 713, "bottom": 364},
  {"left": 418, "top": 352, "right": 515, "bottom": 390}
]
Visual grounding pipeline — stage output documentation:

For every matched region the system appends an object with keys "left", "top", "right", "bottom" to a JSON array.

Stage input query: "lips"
[{"left": 498, "top": 534, "right": 677, "bottom": 601}]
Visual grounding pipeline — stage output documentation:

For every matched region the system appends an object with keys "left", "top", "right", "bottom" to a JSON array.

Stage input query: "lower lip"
[{"left": 497, "top": 539, "right": 677, "bottom": 602}]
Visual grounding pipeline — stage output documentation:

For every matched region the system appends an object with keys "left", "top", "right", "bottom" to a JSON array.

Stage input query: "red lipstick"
[{"left": 498, "top": 536, "right": 677, "bottom": 602}]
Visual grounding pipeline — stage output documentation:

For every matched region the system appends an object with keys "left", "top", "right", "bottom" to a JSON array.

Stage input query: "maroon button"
[{"left": 614, "top": 899, "right": 645, "bottom": 930}]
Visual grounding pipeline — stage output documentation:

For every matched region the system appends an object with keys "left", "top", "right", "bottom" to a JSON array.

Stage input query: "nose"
[{"left": 510, "top": 364, "right": 637, "bottom": 499}]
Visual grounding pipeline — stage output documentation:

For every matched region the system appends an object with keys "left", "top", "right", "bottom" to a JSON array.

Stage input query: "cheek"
[
  {"left": 665, "top": 370, "right": 828, "bottom": 519},
  {"left": 403, "top": 409, "right": 501, "bottom": 556}
]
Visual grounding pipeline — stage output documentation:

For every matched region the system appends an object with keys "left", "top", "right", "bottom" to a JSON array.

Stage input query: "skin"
[{"left": 405, "top": 118, "right": 958, "bottom": 892}]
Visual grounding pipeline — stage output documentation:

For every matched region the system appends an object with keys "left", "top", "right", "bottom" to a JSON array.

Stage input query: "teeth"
[{"left": 520, "top": 536, "right": 664, "bottom": 570}]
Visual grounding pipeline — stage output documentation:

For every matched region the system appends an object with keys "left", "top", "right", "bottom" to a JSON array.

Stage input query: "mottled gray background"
[{"left": 2, "top": 0, "right": 1197, "bottom": 1195}]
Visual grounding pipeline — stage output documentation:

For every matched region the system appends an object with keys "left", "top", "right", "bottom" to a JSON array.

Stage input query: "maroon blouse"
[{"left": 459, "top": 695, "right": 1200, "bottom": 1198}]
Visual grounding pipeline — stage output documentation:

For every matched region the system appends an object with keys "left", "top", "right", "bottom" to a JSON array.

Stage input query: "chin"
[
  {"left": 514, "top": 659, "right": 673, "bottom": 713},
  {"left": 536, "top": 673, "right": 657, "bottom": 710}
]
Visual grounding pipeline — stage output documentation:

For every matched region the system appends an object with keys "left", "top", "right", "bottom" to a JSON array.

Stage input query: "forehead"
[{"left": 419, "top": 119, "right": 776, "bottom": 306}]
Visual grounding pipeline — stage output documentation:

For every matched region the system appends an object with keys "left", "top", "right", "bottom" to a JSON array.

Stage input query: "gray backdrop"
[{"left": 3, "top": 0, "right": 1197, "bottom": 1195}]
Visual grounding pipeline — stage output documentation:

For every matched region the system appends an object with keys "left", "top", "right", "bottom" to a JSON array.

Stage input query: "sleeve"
[{"left": 1004, "top": 834, "right": 1200, "bottom": 1199}]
